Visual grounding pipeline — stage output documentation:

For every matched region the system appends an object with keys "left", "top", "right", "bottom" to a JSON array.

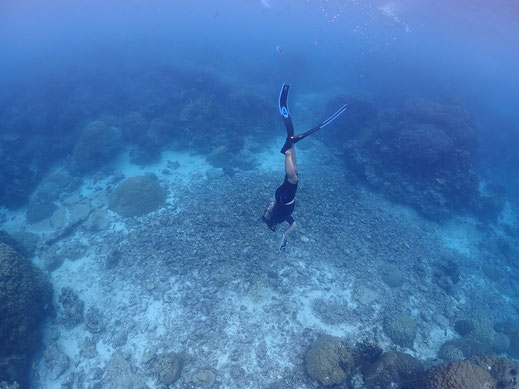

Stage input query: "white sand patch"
[
  {"left": 96, "top": 339, "right": 115, "bottom": 362},
  {"left": 51, "top": 253, "right": 103, "bottom": 301},
  {"left": 0, "top": 206, "right": 28, "bottom": 232},
  {"left": 257, "top": 139, "right": 287, "bottom": 172},
  {"left": 143, "top": 300, "right": 168, "bottom": 336},
  {"left": 294, "top": 284, "right": 357, "bottom": 337},
  {"left": 81, "top": 148, "right": 213, "bottom": 193},
  {"left": 414, "top": 326, "right": 454, "bottom": 360},
  {"left": 438, "top": 217, "right": 481, "bottom": 256},
  {"left": 499, "top": 200, "right": 518, "bottom": 230},
  {"left": 106, "top": 218, "right": 129, "bottom": 233}
]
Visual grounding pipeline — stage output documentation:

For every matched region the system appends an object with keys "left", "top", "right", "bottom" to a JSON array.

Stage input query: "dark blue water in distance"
[{"left": 1, "top": 1, "right": 519, "bottom": 388}]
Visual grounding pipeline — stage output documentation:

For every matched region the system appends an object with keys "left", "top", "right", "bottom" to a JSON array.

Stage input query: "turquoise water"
[{"left": 1, "top": 1, "right": 518, "bottom": 388}]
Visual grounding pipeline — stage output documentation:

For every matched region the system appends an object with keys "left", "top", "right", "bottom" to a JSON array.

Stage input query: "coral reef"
[
  {"left": 7, "top": 232, "right": 39, "bottom": 258},
  {"left": 43, "top": 342, "right": 70, "bottom": 380},
  {"left": 109, "top": 175, "right": 167, "bottom": 217},
  {"left": 419, "top": 360, "right": 495, "bottom": 388},
  {"left": 305, "top": 335, "right": 354, "bottom": 386},
  {"left": 351, "top": 341, "right": 384, "bottom": 366},
  {"left": 338, "top": 97, "right": 500, "bottom": 220},
  {"left": 457, "top": 311, "right": 497, "bottom": 352},
  {"left": 472, "top": 357, "right": 519, "bottom": 389},
  {"left": 206, "top": 146, "right": 258, "bottom": 172},
  {"left": 33, "top": 169, "right": 79, "bottom": 203},
  {"left": 0, "top": 382, "right": 20, "bottom": 389},
  {"left": 433, "top": 258, "right": 460, "bottom": 295},
  {"left": 11, "top": 152, "right": 516, "bottom": 388},
  {"left": 454, "top": 319, "right": 474, "bottom": 336},
  {"left": 0, "top": 132, "right": 42, "bottom": 209},
  {"left": 418, "top": 356, "right": 519, "bottom": 388},
  {"left": 72, "top": 120, "right": 122, "bottom": 173},
  {"left": 121, "top": 111, "right": 148, "bottom": 142},
  {"left": 0, "top": 243, "right": 53, "bottom": 387},
  {"left": 0, "top": 231, "right": 28, "bottom": 258},
  {"left": 438, "top": 311, "right": 500, "bottom": 361},
  {"left": 438, "top": 341, "right": 467, "bottom": 362},
  {"left": 103, "top": 352, "right": 147, "bottom": 388},
  {"left": 85, "top": 307, "right": 105, "bottom": 334},
  {"left": 123, "top": 115, "right": 169, "bottom": 165},
  {"left": 0, "top": 68, "right": 280, "bottom": 211},
  {"left": 394, "top": 124, "right": 455, "bottom": 171},
  {"left": 492, "top": 332, "right": 510, "bottom": 354},
  {"left": 361, "top": 351, "right": 424, "bottom": 389},
  {"left": 311, "top": 298, "right": 349, "bottom": 325},
  {"left": 396, "top": 98, "right": 479, "bottom": 151},
  {"left": 325, "top": 95, "right": 378, "bottom": 141},
  {"left": 25, "top": 197, "right": 58, "bottom": 224},
  {"left": 191, "top": 369, "right": 216, "bottom": 387},
  {"left": 438, "top": 338, "right": 493, "bottom": 361},
  {"left": 383, "top": 313, "right": 417, "bottom": 348},
  {"left": 378, "top": 263, "right": 404, "bottom": 288},
  {"left": 58, "top": 287, "right": 85, "bottom": 327},
  {"left": 153, "top": 352, "right": 182, "bottom": 385},
  {"left": 495, "top": 321, "right": 519, "bottom": 358}
]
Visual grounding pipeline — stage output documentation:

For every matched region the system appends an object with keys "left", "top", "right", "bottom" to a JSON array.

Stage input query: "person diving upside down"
[{"left": 263, "top": 84, "right": 347, "bottom": 251}]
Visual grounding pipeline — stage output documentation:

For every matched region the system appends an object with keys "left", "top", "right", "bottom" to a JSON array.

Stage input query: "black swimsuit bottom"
[{"left": 271, "top": 175, "right": 298, "bottom": 225}]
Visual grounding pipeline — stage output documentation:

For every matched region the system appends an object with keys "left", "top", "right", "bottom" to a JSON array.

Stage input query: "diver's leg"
[
  {"left": 291, "top": 143, "right": 297, "bottom": 170},
  {"left": 284, "top": 145, "right": 298, "bottom": 183}
]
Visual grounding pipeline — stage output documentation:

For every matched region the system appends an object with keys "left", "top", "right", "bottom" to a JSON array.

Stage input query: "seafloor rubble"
[
  {"left": 1, "top": 140, "right": 518, "bottom": 388},
  {"left": 0, "top": 67, "right": 518, "bottom": 388}
]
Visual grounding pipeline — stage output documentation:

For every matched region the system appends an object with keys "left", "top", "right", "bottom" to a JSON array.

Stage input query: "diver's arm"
[
  {"left": 280, "top": 221, "right": 297, "bottom": 251},
  {"left": 284, "top": 221, "right": 297, "bottom": 237}
]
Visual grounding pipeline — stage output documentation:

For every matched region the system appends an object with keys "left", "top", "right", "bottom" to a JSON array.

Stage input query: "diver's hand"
[{"left": 279, "top": 234, "right": 287, "bottom": 252}]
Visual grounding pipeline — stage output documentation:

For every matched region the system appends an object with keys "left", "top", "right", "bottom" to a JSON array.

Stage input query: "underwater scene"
[{"left": 1, "top": 0, "right": 519, "bottom": 388}]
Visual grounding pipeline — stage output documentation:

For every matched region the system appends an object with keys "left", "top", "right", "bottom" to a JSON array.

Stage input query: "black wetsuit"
[{"left": 266, "top": 175, "right": 297, "bottom": 229}]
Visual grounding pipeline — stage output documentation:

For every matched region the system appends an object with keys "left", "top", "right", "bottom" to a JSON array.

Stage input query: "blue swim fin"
[
  {"left": 292, "top": 103, "right": 348, "bottom": 142},
  {"left": 278, "top": 83, "right": 347, "bottom": 153},
  {"left": 279, "top": 83, "right": 294, "bottom": 138}
]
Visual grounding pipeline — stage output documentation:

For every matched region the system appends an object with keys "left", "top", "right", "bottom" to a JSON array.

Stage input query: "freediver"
[{"left": 263, "top": 84, "right": 347, "bottom": 251}]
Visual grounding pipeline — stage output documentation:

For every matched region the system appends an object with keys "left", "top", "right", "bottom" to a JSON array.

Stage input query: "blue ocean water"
[{"left": 1, "top": 0, "right": 519, "bottom": 388}]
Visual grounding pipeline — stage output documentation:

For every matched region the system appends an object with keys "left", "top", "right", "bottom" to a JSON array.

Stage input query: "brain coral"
[
  {"left": 154, "top": 352, "right": 182, "bottom": 385},
  {"left": 109, "top": 176, "right": 167, "bottom": 217},
  {"left": 472, "top": 357, "right": 519, "bottom": 389},
  {"left": 457, "top": 311, "right": 496, "bottom": 352},
  {"left": 0, "top": 230, "right": 26, "bottom": 258},
  {"left": 395, "top": 124, "right": 455, "bottom": 171},
  {"left": 121, "top": 111, "right": 148, "bottom": 142},
  {"left": 305, "top": 335, "right": 354, "bottom": 386},
  {"left": 398, "top": 98, "right": 478, "bottom": 151},
  {"left": 383, "top": 313, "right": 418, "bottom": 348},
  {"left": 496, "top": 321, "right": 519, "bottom": 358},
  {"left": 0, "top": 243, "right": 53, "bottom": 385},
  {"left": 438, "top": 338, "right": 493, "bottom": 361},
  {"left": 420, "top": 360, "right": 496, "bottom": 389},
  {"left": 362, "top": 351, "right": 424, "bottom": 389},
  {"left": 73, "top": 120, "right": 122, "bottom": 172}
]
